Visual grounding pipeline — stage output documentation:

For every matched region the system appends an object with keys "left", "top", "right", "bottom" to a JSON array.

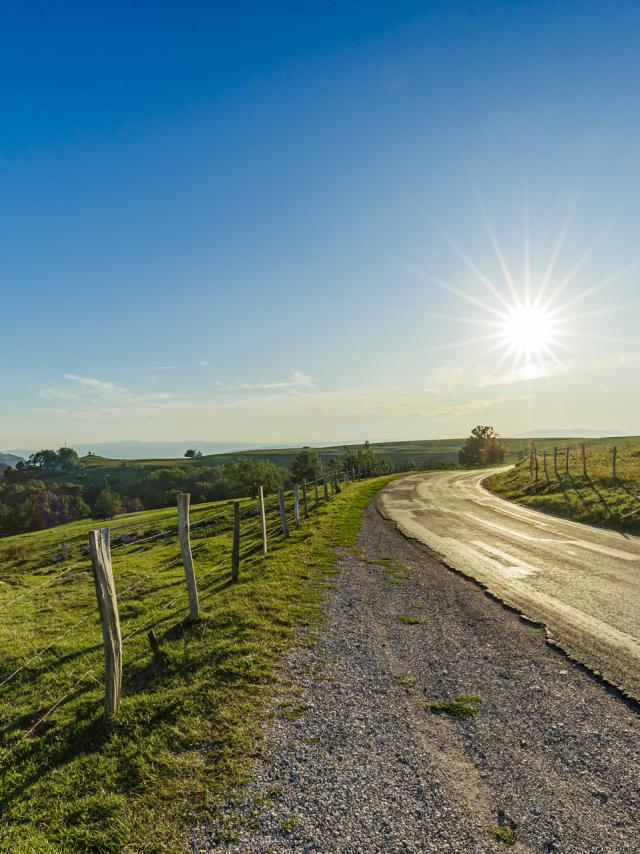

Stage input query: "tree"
[
  {"left": 458, "top": 425, "right": 506, "bottom": 468},
  {"left": 94, "top": 487, "right": 123, "bottom": 519},
  {"left": 291, "top": 448, "right": 323, "bottom": 483},
  {"left": 184, "top": 449, "right": 202, "bottom": 458},
  {"left": 222, "top": 459, "right": 283, "bottom": 499}
]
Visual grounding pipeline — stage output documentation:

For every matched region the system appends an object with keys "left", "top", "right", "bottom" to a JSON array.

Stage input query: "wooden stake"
[
  {"left": 612, "top": 446, "right": 617, "bottom": 480},
  {"left": 534, "top": 450, "right": 539, "bottom": 482},
  {"left": 293, "top": 483, "right": 300, "bottom": 528},
  {"left": 565, "top": 446, "right": 570, "bottom": 475},
  {"left": 258, "top": 485, "right": 268, "bottom": 555},
  {"left": 177, "top": 493, "right": 200, "bottom": 621},
  {"left": 323, "top": 476, "right": 329, "bottom": 501},
  {"left": 582, "top": 443, "right": 587, "bottom": 478},
  {"left": 231, "top": 501, "right": 240, "bottom": 581},
  {"left": 302, "top": 479, "right": 309, "bottom": 519},
  {"left": 314, "top": 478, "right": 319, "bottom": 507},
  {"left": 278, "top": 487, "right": 289, "bottom": 538},
  {"left": 553, "top": 446, "right": 558, "bottom": 478},
  {"left": 89, "top": 527, "right": 122, "bottom": 720}
]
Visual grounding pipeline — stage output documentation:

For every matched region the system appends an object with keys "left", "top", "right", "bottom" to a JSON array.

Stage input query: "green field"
[
  {"left": 0, "top": 476, "right": 394, "bottom": 852},
  {"left": 487, "top": 438, "right": 640, "bottom": 534},
  {"left": 37, "top": 437, "right": 532, "bottom": 493}
]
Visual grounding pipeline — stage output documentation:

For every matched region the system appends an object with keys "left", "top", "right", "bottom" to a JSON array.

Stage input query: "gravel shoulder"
[{"left": 192, "top": 497, "right": 640, "bottom": 853}]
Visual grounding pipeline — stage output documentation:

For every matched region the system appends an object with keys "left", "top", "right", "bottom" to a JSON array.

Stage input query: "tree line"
[{"left": 0, "top": 442, "right": 407, "bottom": 536}]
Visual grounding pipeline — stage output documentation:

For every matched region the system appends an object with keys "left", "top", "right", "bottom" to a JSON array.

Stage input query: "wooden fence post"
[
  {"left": 302, "top": 479, "right": 309, "bottom": 519},
  {"left": 334, "top": 474, "right": 341, "bottom": 494},
  {"left": 293, "top": 483, "right": 300, "bottom": 528},
  {"left": 534, "top": 450, "right": 539, "bottom": 482},
  {"left": 314, "top": 478, "right": 319, "bottom": 507},
  {"left": 529, "top": 444, "right": 534, "bottom": 477},
  {"left": 258, "top": 485, "right": 268, "bottom": 555},
  {"left": 323, "top": 476, "right": 329, "bottom": 501},
  {"left": 278, "top": 487, "right": 289, "bottom": 538},
  {"left": 553, "top": 446, "right": 558, "bottom": 478},
  {"left": 582, "top": 443, "right": 587, "bottom": 477},
  {"left": 177, "top": 493, "right": 200, "bottom": 621},
  {"left": 565, "top": 446, "right": 570, "bottom": 476},
  {"left": 89, "top": 527, "right": 122, "bottom": 720},
  {"left": 543, "top": 450, "right": 548, "bottom": 477},
  {"left": 612, "top": 446, "right": 617, "bottom": 480},
  {"left": 231, "top": 501, "right": 240, "bottom": 581}
]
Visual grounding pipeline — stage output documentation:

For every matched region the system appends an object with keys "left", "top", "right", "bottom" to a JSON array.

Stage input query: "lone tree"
[
  {"left": 291, "top": 447, "right": 323, "bottom": 482},
  {"left": 94, "top": 486, "right": 123, "bottom": 520},
  {"left": 458, "top": 425, "right": 506, "bottom": 468},
  {"left": 184, "top": 449, "right": 202, "bottom": 458}
]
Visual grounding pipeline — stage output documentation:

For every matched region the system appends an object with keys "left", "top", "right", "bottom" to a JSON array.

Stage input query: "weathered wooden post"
[
  {"left": 293, "top": 483, "right": 300, "bottom": 528},
  {"left": 612, "top": 446, "right": 617, "bottom": 480},
  {"left": 543, "top": 450, "right": 548, "bottom": 478},
  {"left": 258, "top": 485, "right": 268, "bottom": 555},
  {"left": 302, "top": 479, "right": 309, "bottom": 519},
  {"left": 529, "top": 443, "right": 534, "bottom": 477},
  {"left": 278, "top": 487, "right": 289, "bottom": 538},
  {"left": 334, "top": 474, "right": 341, "bottom": 493},
  {"left": 553, "top": 446, "right": 558, "bottom": 478},
  {"left": 314, "top": 478, "right": 319, "bottom": 507},
  {"left": 323, "top": 476, "right": 329, "bottom": 501},
  {"left": 534, "top": 449, "right": 539, "bottom": 482},
  {"left": 582, "top": 443, "right": 587, "bottom": 478},
  {"left": 89, "top": 527, "right": 122, "bottom": 720},
  {"left": 177, "top": 493, "right": 200, "bottom": 621},
  {"left": 565, "top": 446, "right": 570, "bottom": 476},
  {"left": 231, "top": 501, "right": 240, "bottom": 581}
]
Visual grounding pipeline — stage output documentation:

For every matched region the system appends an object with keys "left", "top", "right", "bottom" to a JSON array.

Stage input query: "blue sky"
[{"left": 2, "top": 1, "right": 640, "bottom": 449}]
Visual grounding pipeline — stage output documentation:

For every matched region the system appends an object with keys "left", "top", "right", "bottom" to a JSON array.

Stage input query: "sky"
[{"left": 2, "top": 1, "right": 640, "bottom": 451}]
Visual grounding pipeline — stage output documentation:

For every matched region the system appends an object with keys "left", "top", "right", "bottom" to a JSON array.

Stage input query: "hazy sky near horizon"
[{"left": 2, "top": 1, "right": 640, "bottom": 448}]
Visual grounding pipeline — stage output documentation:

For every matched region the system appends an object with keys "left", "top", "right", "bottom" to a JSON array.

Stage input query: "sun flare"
[{"left": 499, "top": 302, "right": 557, "bottom": 360}]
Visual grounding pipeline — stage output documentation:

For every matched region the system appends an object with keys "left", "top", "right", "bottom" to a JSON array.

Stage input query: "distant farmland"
[{"left": 71, "top": 435, "right": 640, "bottom": 483}]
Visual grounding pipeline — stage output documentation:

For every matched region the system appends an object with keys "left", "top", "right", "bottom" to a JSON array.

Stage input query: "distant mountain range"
[{"left": 512, "top": 429, "right": 632, "bottom": 439}]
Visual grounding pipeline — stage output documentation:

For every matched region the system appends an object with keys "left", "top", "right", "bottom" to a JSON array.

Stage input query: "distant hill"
[
  {"left": 7, "top": 440, "right": 310, "bottom": 460},
  {"left": 0, "top": 452, "right": 24, "bottom": 472},
  {"left": 513, "top": 429, "right": 632, "bottom": 439}
]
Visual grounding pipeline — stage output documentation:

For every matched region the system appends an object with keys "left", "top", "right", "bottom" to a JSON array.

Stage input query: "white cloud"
[
  {"left": 62, "top": 374, "right": 126, "bottom": 396},
  {"left": 222, "top": 370, "right": 316, "bottom": 391}
]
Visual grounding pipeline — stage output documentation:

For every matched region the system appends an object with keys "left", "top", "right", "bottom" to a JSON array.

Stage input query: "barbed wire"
[
  {"left": 0, "top": 666, "right": 98, "bottom": 768},
  {"left": 0, "top": 611, "right": 99, "bottom": 691}
]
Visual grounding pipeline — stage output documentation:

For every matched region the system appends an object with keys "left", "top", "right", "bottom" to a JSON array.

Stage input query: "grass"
[
  {"left": 0, "top": 475, "right": 397, "bottom": 852},
  {"left": 398, "top": 615, "right": 422, "bottom": 625},
  {"left": 486, "top": 824, "right": 517, "bottom": 845},
  {"left": 427, "top": 695, "right": 481, "bottom": 719},
  {"left": 487, "top": 440, "right": 640, "bottom": 535}
]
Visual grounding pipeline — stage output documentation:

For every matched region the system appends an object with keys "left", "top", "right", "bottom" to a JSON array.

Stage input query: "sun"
[{"left": 498, "top": 301, "right": 557, "bottom": 360}]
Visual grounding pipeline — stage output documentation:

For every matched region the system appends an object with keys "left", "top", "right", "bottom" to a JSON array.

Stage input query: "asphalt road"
[{"left": 379, "top": 469, "right": 640, "bottom": 701}]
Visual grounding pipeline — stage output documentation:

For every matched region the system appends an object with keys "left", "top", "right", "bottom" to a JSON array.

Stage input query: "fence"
[
  {"left": 527, "top": 443, "right": 624, "bottom": 483},
  {"left": 0, "top": 473, "right": 345, "bottom": 762}
]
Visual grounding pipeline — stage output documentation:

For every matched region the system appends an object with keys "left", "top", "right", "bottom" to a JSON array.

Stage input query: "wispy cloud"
[
  {"left": 477, "top": 352, "right": 640, "bottom": 387},
  {"left": 217, "top": 370, "right": 316, "bottom": 392},
  {"left": 62, "top": 374, "right": 127, "bottom": 395}
]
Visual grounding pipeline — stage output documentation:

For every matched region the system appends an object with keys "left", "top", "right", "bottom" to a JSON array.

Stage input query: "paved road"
[{"left": 379, "top": 469, "right": 640, "bottom": 701}]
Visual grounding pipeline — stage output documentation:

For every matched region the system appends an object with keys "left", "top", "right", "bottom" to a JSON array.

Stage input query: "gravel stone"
[{"left": 192, "top": 498, "right": 640, "bottom": 852}]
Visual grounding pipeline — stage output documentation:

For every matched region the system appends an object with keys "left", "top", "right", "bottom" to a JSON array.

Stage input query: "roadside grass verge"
[
  {"left": 0, "top": 476, "right": 396, "bottom": 852},
  {"left": 487, "top": 445, "right": 640, "bottom": 535}
]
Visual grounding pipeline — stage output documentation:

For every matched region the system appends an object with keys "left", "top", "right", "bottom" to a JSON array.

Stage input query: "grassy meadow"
[
  {"left": 487, "top": 439, "right": 640, "bottom": 535},
  {"left": 0, "top": 476, "right": 395, "bottom": 852}
]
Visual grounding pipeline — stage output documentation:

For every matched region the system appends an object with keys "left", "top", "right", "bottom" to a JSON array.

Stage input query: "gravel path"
[{"left": 192, "top": 498, "right": 640, "bottom": 853}]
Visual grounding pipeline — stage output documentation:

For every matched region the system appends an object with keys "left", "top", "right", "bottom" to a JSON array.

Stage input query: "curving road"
[{"left": 379, "top": 469, "right": 640, "bottom": 701}]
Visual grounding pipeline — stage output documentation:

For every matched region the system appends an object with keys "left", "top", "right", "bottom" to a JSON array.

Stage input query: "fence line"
[{"left": 1, "top": 472, "right": 347, "bottom": 749}]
